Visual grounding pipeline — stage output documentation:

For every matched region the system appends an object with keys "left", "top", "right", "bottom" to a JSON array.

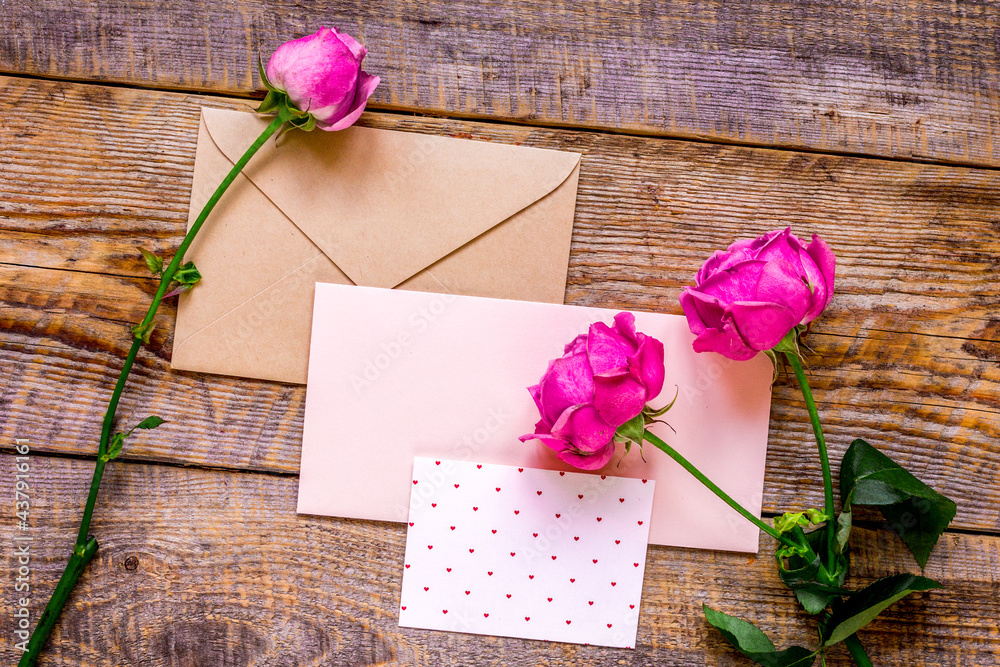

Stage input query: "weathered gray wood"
[
  {"left": 0, "top": 455, "right": 995, "bottom": 665},
  {"left": 1, "top": 76, "right": 997, "bottom": 534},
  {"left": 3, "top": 0, "right": 1000, "bottom": 166}
]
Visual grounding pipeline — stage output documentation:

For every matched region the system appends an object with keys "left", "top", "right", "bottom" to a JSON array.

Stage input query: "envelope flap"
[{"left": 202, "top": 108, "right": 582, "bottom": 288}]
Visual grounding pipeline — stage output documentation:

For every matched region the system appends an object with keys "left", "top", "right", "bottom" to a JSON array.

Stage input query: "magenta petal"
[
  {"left": 557, "top": 441, "right": 615, "bottom": 470},
  {"left": 691, "top": 318, "right": 758, "bottom": 360},
  {"left": 563, "top": 334, "right": 588, "bottom": 356},
  {"left": 319, "top": 70, "right": 380, "bottom": 131},
  {"left": 695, "top": 238, "right": 760, "bottom": 283},
  {"left": 538, "top": 353, "right": 594, "bottom": 425},
  {"left": 696, "top": 259, "right": 767, "bottom": 303},
  {"left": 753, "top": 259, "right": 812, "bottom": 323},
  {"left": 519, "top": 431, "right": 569, "bottom": 454},
  {"left": 527, "top": 384, "right": 545, "bottom": 422},
  {"left": 333, "top": 27, "right": 368, "bottom": 60},
  {"left": 680, "top": 288, "right": 726, "bottom": 334},
  {"left": 587, "top": 321, "right": 636, "bottom": 376},
  {"left": 592, "top": 374, "right": 646, "bottom": 427},
  {"left": 728, "top": 301, "right": 799, "bottom": 350},
  {"left": 551, "top": 405, "right": 615, "bottom": 453},
  {"left": 804, "top": 234, "right": 836, "bottom": 321},
  {"left": 611, "top": 312, "right": 639, "bottom": 345},
  {"left": 630, "top": 334, "right": 665, "bottom": 401}
]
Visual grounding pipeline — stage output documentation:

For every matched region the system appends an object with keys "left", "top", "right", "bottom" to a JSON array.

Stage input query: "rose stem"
[
  {"left": 642, "top": 431, "right": 799, "bottom": 549},
  {"left": 19, "top": 110, "right": 292, "bottom": 667},
  {"left": 783, "top": 352, "right": 837, "bottom": 573},
  {"left": 843, "top": 634, "right": 874, "bottom": 667}
]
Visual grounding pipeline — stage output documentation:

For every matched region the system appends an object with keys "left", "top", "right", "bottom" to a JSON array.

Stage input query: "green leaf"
[
  {"left": 172, "top": 261, "right": 201, "bottom": 286},
  {"left": 841, "top": 439, "right": 957, "bottom": 567},
  {"left": 836, "top": 510, "right": 852, "bottom": 555},
  {"left": 704, "top": 605, "right": 816, "bottom": 666},
  {"left": 774, "top": 509, "right": 830, "bottom": 535},
  {"left": 139, "top": 248, "right": 163, "bottom": 275},
  {"left": 776, "top": 526, "right": 849, "bottom": 614},
  {"left": 135, "top": 416, "right": 165, "bottom": 430},
  {"left": 106, "top": 432, "right": 126, "bottom": 461},
  {"left": 794, "top": 586, "right": 837, "bottom": 615},
  {"left": 821, "top": 574, "right": 942, "bottom": 646}
]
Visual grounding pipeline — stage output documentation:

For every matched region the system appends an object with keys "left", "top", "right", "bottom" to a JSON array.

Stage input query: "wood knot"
[{"left": 122, "top": 555, "right": 139, "bottom": 571}]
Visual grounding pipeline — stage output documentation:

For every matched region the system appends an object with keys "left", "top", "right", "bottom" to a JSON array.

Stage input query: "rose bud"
[
  {"left": 258, "top": 27, "right": 380, "bottom": 131},
  {"left": 679, "top": 227, "right": 835, "bottom": 361},
  {"left": 519, "top": 312, "right": 666, "bottom": 470}
]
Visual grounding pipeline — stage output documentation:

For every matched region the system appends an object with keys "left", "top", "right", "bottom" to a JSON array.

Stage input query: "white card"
[{"left": 399, "top": 457, "right": 655, "bottom": 648}]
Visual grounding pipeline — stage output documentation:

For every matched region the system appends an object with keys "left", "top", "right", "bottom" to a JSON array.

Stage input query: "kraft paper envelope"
[
  {"left": 298, "top": 283, "right": 774, "bottom": 552},
  {"left": 172, "top": 108, "right": 582, "bottom": 384}
]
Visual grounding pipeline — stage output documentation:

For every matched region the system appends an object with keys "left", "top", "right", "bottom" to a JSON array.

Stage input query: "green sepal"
[
  {"left": 616, "top": 414, "right": 645, "bottom": 443},
  {"left": 820, "top": 574, "right": 942, "bottom": 646},
  {"left": 255, "top": 90, "right": 283, "bottom": 115},
  {"left": 771, "top": 325, "right": 807, "bottom": 364},
  {"left": 703, "top": 605, "right": 816, "bottom": 666},
  {"left": 139, "top": 248, "right": 163, "bottom": 276},
  {"left": 258, "top": 55, "right": 280, "bottom": 93},
  {"left": 131, "top": 320, "right": 155, "bottom": 344},
  {"left": 642, "top": 386, "right": 678, "bottom": 420},
  {"left": 289, "top": 113, "right": 317, "bottom": 132},
  {"left": 840, "top": 438, "right": 957, "bottom": 567}
]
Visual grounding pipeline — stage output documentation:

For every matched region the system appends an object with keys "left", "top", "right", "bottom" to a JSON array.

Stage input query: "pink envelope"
[{"left": 298, "top": 283, "right": 774, "bottom": 552}]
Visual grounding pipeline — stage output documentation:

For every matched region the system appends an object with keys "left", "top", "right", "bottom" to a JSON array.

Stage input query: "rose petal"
[
  {"left": 753, "top": 258, "right": 813, "bottom": 323},
  {"left": 527, "top": 385, "right": 547, "bottom": 425},
  {"left": 696, "top": 259, "right": 767, "bottom": 303},
  {"left": 697, "top": 236, "right": 764, "bottom": 282},
  {"left": 592, "top": 374, "right": 647, "bottom": 427},
  {"left": 519, "top": 431, "right": 570, "bottom": 454},
  {"left": 691, "top": 325, "right": 759, "bottom": 360},
  {"left": 630, "top": 334, "right": 665, "bottom": 401},
  {"left": 557, "top": 441, "right": 615, "bottom": 470},
  {"left": 551, "top": 405, "right": 615, "bottom": 453},
  {"left": 728, "top": 301, "right": 800, "bottom": 350},
  {"left": 318, "top": 70, "right": 380, "bottom": 131},
  {"left": 804, "top": 234, "right": 836, "bottom": 322},
  {"left": 267, "top": 27, "right": 362, "bottom": 124},
  {"left": 611, "top": 312, "right": 639, "bottom": 345},
  {"left": 333, "top": 27, "right": 368, "bottom": 60},
  {"left": 587, "top": 321, "right": 636, "bottom": 376},
  {"left": 538, "top": 352, "right": 594, "bottom": 425},
  {"left": 563, "top": 334, "right": 588, "bottom": 356},
  {"left": 679, "top": 288, "right": 726, "bottom": 334}
]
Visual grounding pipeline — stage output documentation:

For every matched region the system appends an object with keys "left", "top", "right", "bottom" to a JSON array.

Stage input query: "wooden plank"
[
  {"left": 4, "top": 0, "right": 1000, "bottom": 166},
  {"left": 1, "top": 76, "right": 997, "bottom": 533},
  {"left": 0, "top": 455, "right": 995, "bottom": 664}
]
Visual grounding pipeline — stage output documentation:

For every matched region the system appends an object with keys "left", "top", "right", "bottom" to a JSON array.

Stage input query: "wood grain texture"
[
  {"left": 1, "top": 76, "right": 998, "bottom": 534},
  {"left": 0, "top": 455, "right": 996, "bottom": 666},
  {"left": 4, "top": 0, "right": 1000, "bottom": 166}
]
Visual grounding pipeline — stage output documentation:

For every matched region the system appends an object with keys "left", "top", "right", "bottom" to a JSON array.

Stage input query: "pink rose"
[
  {"left": 519, "top": 312, "right": 665, "bottom": 470},
  {"left": 679, "top": 228, "right": 835, "bottom": 361},
  {"left": 264, "top": 27, "right": 380, "bottom": 131}
]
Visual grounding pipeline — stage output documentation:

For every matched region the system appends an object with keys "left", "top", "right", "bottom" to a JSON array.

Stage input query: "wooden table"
[{"left": 2, "top": 2, "right": 998, "bottom": 664}]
